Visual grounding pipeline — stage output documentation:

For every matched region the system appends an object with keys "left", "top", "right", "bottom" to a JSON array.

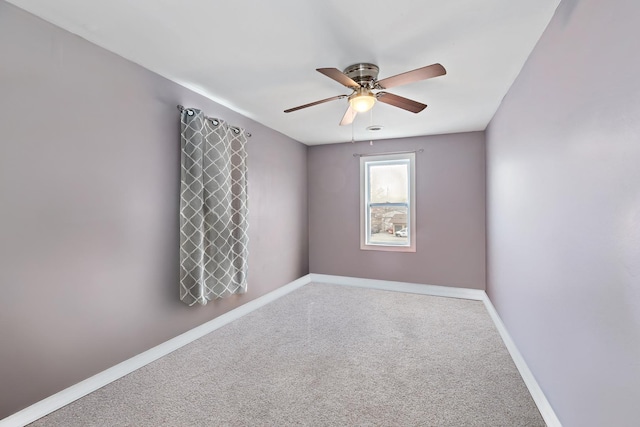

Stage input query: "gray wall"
[
  {"left": 309, "top": 133, "right": 486, "bottom": 289},
  {"left": 0, "top": 2, "right": 308, "bottom": 418},
  {"left": 486, "top": 0, "right": 640, "bottom": 425}
]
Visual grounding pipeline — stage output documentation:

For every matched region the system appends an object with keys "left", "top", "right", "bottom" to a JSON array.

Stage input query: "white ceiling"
[{"left": 8, "top": 0, "right": 560, "bottom": 145}]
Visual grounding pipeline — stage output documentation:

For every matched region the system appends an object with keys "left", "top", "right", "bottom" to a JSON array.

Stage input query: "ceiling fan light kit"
[
  {"left": 349, "top": 88, "right": 376, "bottom": 113},
  {"left": 284, "top": 62, "right": 446, "bottom": 126}
]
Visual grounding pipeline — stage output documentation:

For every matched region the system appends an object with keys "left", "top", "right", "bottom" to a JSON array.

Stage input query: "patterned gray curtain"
[{"left": 179, "top": 108, "right": 249, "bottom": 306}]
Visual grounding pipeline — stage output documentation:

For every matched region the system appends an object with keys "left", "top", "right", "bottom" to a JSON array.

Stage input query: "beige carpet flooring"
[{"left": 30, "top": 283, "right": 545, "bottom": 426}]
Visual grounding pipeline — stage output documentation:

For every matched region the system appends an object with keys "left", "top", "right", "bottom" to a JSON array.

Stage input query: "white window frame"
[{"left": 360, "top": 152, "right": 416, "bottom": 252}]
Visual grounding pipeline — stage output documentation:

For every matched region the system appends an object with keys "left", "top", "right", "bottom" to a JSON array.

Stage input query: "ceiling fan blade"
[
  {"left": 376, "top": 92, "right": 427, "bottom": 113},
  {"left": 317, "top": 68, "right": 361, "bottom": 88},
  {"left": 339, "top": 105, "right": 357, "bottom": 126},
  {"left": 376, "top": 63, "right": 446, "bottom": 89},
  {"left": 284, "top": 95, "right": 346, "bottom": 113}
]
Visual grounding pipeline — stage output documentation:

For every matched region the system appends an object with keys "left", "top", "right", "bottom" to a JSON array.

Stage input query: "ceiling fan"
[{"left": 284, "top": 62, "right": 446, "bottom": 126}]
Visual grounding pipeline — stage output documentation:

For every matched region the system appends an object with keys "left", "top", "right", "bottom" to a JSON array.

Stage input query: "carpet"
[{"left": 29, "top": 283, "right": 545, "bottom": 426}]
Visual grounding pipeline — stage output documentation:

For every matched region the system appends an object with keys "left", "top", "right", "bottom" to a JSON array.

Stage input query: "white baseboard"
[
  {"left": 310, "top": 273, "right": 486, "bottom": 300},
  {"left": 481, "top": 295, "right": 562, "bottom": 427},
  {"left": 3, "top": 273, "right": 560, "bottom": 427},
  {"left": 0, "top": 274, "right": 312, "bottom": 427}
]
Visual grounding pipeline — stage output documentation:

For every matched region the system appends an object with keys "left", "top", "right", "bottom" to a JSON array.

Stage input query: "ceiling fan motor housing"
[{"left": 343, "top": 63, "right": 379, "bottom": 88}]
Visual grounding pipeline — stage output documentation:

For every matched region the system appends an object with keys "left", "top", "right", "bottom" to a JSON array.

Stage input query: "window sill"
[{"left": 360, "top": 243, "right": 416, "bottom": 253}]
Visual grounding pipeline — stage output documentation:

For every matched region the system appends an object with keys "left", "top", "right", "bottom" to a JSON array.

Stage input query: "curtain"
[{"left": 179, "top": 108, "right": 249, "bottom": 306}]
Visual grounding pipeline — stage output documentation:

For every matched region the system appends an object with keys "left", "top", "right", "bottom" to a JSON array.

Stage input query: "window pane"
[
  {"left": 369, "top": 162, "right": 408, "bottom": 203},
  {"left": 368, "top": 205, "right": 409, "bottom": 246}
]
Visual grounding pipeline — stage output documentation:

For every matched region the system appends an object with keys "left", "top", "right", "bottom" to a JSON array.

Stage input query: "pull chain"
[
  {"left": 351, "top": 120, "right": 355, "bottom": 144},
  {"left": 369, "top": 109, "right": 374, "bottom": 146}
]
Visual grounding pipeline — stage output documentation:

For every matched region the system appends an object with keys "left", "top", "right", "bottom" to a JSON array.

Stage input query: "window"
[{"left": 360, "top": 152, "right": 416, "bottom": 252}]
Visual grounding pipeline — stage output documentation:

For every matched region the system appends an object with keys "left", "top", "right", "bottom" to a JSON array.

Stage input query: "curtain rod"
[
  {"left": 353, "top": 149, "right": 424, "bottom": 158},
  {"left": 177, "top": 105, "right": 252, "bottom": 137}
]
